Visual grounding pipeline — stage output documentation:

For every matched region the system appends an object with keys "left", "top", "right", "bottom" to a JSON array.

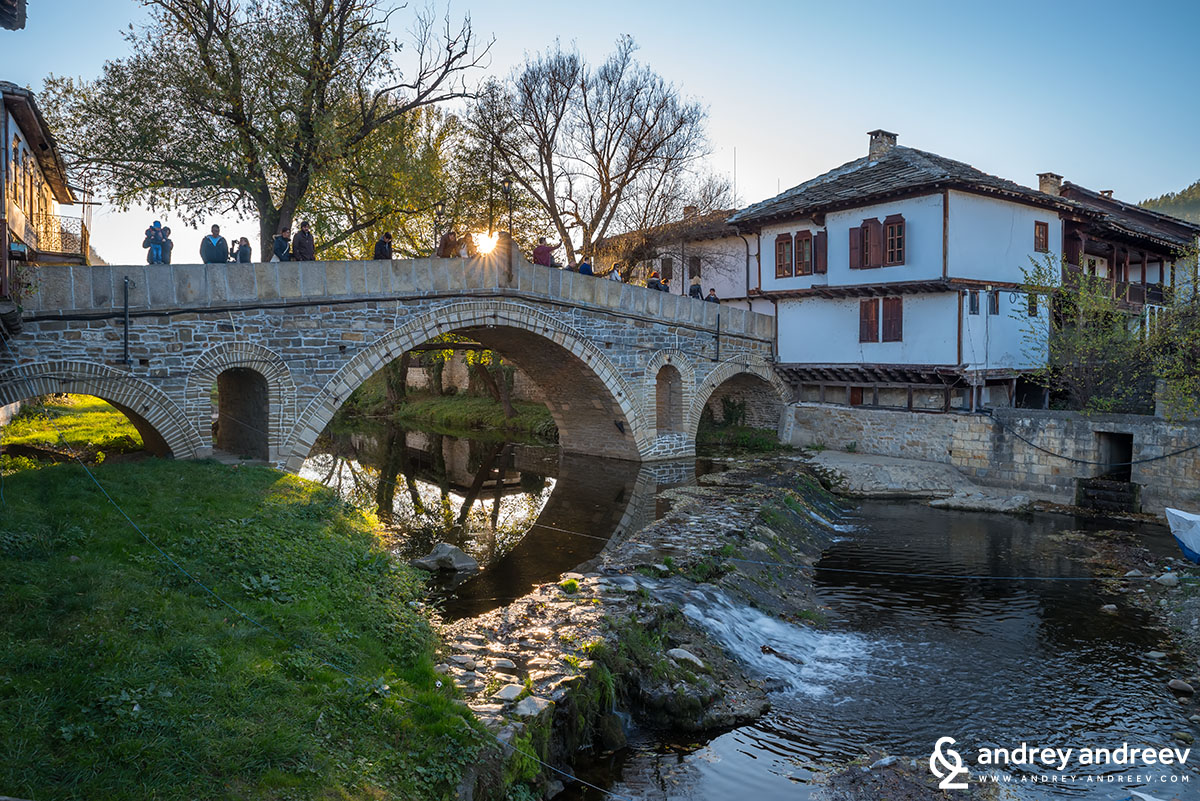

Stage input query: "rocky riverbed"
[
  {"left": 437, "top": 454, "right": 840, "bottom": 799},
  {"left": 1071, "top": 526, "right": 1200, "bottom": 736}
]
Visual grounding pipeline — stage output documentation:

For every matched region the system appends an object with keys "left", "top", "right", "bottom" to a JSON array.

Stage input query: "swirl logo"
[{"left": 930, "top": 736, "right": 969, "bottom": 790}]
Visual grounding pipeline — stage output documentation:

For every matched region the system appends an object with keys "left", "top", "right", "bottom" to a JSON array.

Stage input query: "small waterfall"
[{"left": 677, "top": 586, "right": 870, "bottom": 697}]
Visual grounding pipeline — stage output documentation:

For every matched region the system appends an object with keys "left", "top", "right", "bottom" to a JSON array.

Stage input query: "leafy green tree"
[
  {"left": 42, "top": 0, "right": 487, "bottom": 257},
  {"left": 1150, "top": 245, "right": 1200, "bottom": 419},
  {"left": 1018, "top": 254, "right": 1155, "bottom": 413}
]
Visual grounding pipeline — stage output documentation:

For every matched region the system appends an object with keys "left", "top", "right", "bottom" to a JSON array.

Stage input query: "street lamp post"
[
  {"left": 433, "top": 199, "right": 445, "bottom": 255},
  {"left": 500, "top": 177, "right": 513, "bottom": 239},
  {"left": 500, "top": 177, "right": 514, "bottom": 282}
]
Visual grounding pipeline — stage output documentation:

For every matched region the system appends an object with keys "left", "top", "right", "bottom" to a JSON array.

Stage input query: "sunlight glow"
[{"left": 472, "top": 231, "right": 499, "bottom": 254}]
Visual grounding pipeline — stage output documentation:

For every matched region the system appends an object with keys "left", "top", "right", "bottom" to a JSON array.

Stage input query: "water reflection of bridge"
[{"left": 306, "top": 424, "right": 695, "bottom": 618}]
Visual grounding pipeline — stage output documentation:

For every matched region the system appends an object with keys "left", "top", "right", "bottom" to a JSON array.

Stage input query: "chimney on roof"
[
  {"left": 1100, "top": 189, "right": 1113, "bottom": 198},
  {"left": 868, "top": 129, "right": 898, "bottom": 161},
  {"left": 1038, "top": 172, "right": 1063, "bottom": 196},
  {"left": 682, "top": 205, "right": 699, "bottom": 219}
]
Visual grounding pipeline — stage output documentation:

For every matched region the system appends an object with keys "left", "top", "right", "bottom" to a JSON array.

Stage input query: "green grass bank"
[{"left": 1, "top": 400, "right": 483, "bottom": 800}]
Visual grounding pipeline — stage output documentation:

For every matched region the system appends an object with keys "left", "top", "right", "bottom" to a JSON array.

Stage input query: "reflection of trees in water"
[{"left": 303, "top": 425, "right": 554, "bottom": 568}]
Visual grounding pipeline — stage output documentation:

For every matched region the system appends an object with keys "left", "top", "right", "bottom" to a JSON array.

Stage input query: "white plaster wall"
[
  {"left": 777, "top": 292, "right": 958, "bottom": 364},
  {"left": 946, "top": 190, "right": 1062, "bottom": 283},
  {"left": 959, "top": 289, "right": 1046, "bottom": 371},
  {"left": 758, "top": 193, "right": 944, "bottom": 294},
  {"left": 634, "top": 235, "right": 765, "bottom": 308}
]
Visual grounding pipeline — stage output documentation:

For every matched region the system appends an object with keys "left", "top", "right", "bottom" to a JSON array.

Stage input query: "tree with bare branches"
[
  {"left": 41, "top": 0, "right": 489, "bottom": 256},
  {"left": 468, "top": 36, "right": 711, "bottom": 267}
]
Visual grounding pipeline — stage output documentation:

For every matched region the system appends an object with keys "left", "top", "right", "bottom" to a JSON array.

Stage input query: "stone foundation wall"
[{"left": 791, "top": 403, "right": 1200, "bottom": 514}]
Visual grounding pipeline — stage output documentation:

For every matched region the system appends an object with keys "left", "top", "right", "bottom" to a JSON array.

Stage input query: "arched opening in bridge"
[
  {"left": 655, "top": 365, "right": 684, "bottom": 434},
  {"left": 699, "top": 372, "right": 786, "bottom": 438},
  {"left": 0, "top": 394, "right": 172, "bottom": 460},
  {"left": 214, "top": 368, "right": 269, "bottom": 460}
]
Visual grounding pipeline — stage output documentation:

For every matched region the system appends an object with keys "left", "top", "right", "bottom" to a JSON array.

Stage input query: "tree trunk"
[
  {"left": 384, "top": 353, "right": 411, "bottom": 404},
  {"left": 472, "top": 363, "right": 516, "bottom": 418}
]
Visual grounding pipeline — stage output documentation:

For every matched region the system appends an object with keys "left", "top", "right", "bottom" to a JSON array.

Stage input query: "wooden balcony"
[{"left": 1061, "top": 264, "right": 1163, "bottom": 311}]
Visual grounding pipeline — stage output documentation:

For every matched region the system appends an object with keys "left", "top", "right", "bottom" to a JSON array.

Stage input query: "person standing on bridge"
[
  {"left": 578, "top": 256, "right": 594, "bottom": 276},
  {"left": 705, "top": 288, "right": 719, "bottom": 303},
  {"left": 646, "top": 270, "right": 662, "bottom": 291},
  {"left": 532, "top": 236, "right": 557, "bottom": 267},
  {"left": 161, "top": 227, "right": 174, "bottom": 264},
  {"left": 200, "top": 224, "right": 230, "bottom": 264},
  {"left": 373, "top": 232, "right": 393, "bottom": 260},
  {"left": 143, "top": 220, "right": 165, "bottom": 264},
  {"left": 272, "top": 228, "right": 291, "bottom": 262},
  {"left": 233, "top": 237, "right": 252, "bottom": 263},
  {"left": 292, "top": 221, "right": 316, "bottom": 261},
  {"left": 689, "top": 275, "right": 703, "bottom": 299}
]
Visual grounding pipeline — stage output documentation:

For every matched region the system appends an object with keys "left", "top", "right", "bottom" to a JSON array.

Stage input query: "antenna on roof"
[{"left": 733, "top": 146, "right": 737, "bottom": 205}]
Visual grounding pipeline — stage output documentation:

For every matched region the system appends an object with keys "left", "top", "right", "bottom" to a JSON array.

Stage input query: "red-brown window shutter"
[
  {"left": 881, "top": 296, "right": 903, "bottom": 341},
  {"left": 1065, "top": 235, "right": 1082, "bottom": 267},
  {"left": 884, "top": 214, "right": 905, "bottom": 265},
  {"left": 795, "top": 231, "right": 813, "bottom": 275},
  {"left": 866, "top": 219, "right": 884, "bottom": 268},
  {"left": 1034, "top": 221, "right": 1049, "bottom": 253},
  {"left": 814, "top": 230, "right": 827, "bottom": 274},
  {"left": 849, "top": 226, "right": 861, "bottom": 269},
  {"left": 775, "top": 233, "right": 793, "bottom": 278},
  {"left": 859, "top": 299, "right": 879, "bottom": 342}
]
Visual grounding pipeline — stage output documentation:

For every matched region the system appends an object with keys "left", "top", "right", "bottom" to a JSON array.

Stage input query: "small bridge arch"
[{"left": 0, "top": 360, "right": 202, "bottom": 458}]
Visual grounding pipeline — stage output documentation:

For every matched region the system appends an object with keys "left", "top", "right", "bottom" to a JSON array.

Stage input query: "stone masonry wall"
[{"left": 791, "top": 403, "right": 1200, "bottom": 515}]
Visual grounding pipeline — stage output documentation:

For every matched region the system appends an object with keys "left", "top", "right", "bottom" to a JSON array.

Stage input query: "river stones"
[
  {"left": 512, "top": 695, "right": 553, "bottom": 718},
  {"left": 1168, "top": 679, "right": 1195, "bottom": 695},
  {"left": 1147, "top": 651, "right": 1168, "bottom": 661},
  {"left": 667, "top": 648, "right": 706, "bottom": 670},
  {"left": 410, "top": 543, "right": 479, "bottom": 573},
  {"left": 492, "top": 683, "right": 525, "bottom": 702},
  {"left": 449, "top": 654, "right": 477, "bottom": 670},
  {"left": 1156, "top": 573, "right": 1180, "bottom": 587},
  {"left": 1100, "top": 604, "right": 1119, "bottom": 614}
]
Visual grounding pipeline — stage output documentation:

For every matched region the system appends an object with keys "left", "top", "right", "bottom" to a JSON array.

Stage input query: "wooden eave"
[
  {"left": 752, "top": 279, "right": 953, "bottom": 299},
  {"left": 775, "top": 362, "right": 969, "bottom": 386},
  {"left": 1, "top": 85, "right": 75, "bottom": 204}
]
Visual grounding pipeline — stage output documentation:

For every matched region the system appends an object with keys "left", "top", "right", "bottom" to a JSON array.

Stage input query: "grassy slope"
[
  {"left": 696, "top": 424, "right": 789, "bottom": 454},
  {"left": 340, "top": 371, "right": 557, "bottom": 439},
  {"left": 3, "top": 395, "right": 144, "bottom": 459},
  {"left": 1, "top": 411, "right": 480, "bottom": 799},
  {"left": 391, "top": 395, "right": 556, "bottom": 439}
]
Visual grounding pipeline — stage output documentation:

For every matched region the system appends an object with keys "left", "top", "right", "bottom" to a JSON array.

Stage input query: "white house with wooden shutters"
[{"left": 727, "top": 130, "right": 1200, "bottom": 411}]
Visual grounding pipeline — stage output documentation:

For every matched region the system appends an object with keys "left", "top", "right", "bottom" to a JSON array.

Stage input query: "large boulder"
[{"left": 411, "top": 543, "right": 479, "bottom": 573}]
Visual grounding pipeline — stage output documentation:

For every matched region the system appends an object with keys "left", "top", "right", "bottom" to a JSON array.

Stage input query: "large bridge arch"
[
  {"left": 282, "top": 300, "right": 650, "bottom": 471},
  {"left": 0, "top": 361, "right": 203, "bottom": 458},
  {"left": 690, "top": 356, "right": 794, "bottom": 443}
]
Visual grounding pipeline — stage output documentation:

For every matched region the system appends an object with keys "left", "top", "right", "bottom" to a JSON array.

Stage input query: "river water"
[{"left": 304, "top": 423, "right": 1199, "bottom": 800}]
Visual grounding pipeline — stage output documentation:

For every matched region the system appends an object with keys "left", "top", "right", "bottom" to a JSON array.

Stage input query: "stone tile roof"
[
  {"left": 1062, "top": 182, "right": 1200, "bottom": 251},
  {"left": 595, "top": 208, "right": 740, "bottom": 253},
  {"left": 727, "top": 146, "right": 1078, "bottom": 226},
  {"left": 0, "top": 0, "right": 25, "bottom": 30}
]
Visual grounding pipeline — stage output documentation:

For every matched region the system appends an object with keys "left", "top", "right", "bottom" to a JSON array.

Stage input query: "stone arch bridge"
[{"left": 0, "top": 252, "right": 788, "bottom": 470}]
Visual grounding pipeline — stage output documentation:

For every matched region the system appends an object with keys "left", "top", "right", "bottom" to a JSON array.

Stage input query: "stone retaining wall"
[{"left": 791, "top": 403, "right": 1200, "bottom": 514}]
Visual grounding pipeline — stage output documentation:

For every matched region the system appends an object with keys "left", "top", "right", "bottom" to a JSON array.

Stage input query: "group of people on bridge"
[{"left": 138, "top": 221, "right": 721, "bottom": 302}]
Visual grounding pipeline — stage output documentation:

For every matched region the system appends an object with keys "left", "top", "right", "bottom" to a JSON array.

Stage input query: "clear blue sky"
[{"left": 4, "top": 0, "right": 1199, "bottom": 264}]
